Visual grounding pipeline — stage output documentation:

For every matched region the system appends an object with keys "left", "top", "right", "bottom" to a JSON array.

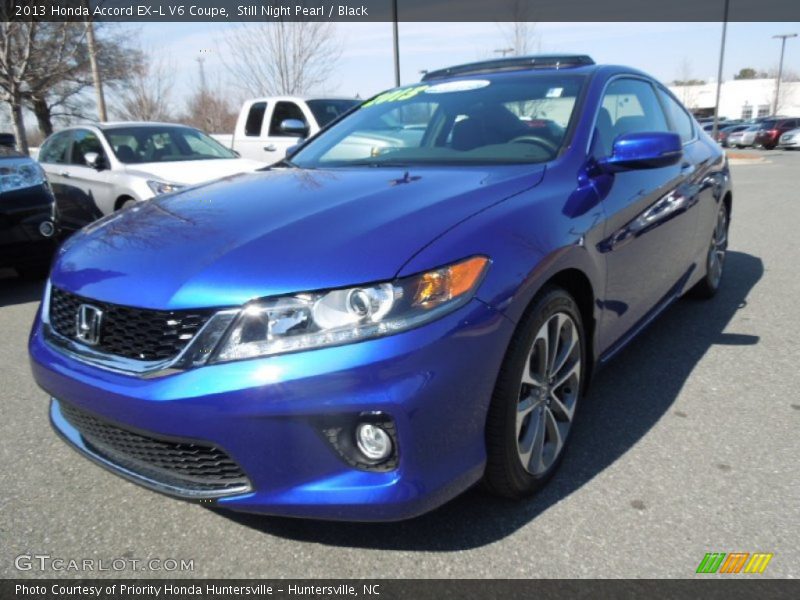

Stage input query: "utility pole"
[
  {"left": 83, "top": 2, "right": 107, "bottom": 122},
  {"left": 392, "top": 0, "right": 400, "bottom": 87},
  {"left": 711, "top": 0, "right": 729, "bottom": 140},
  {"left": 773, "top": 33, "right": 797, "bottom": 115},
  {"left": 196, "top": 56, "right": 207, "bottom": 95},
  {"left": 494, "top": 48, "right": 515, "bottom": 58}
]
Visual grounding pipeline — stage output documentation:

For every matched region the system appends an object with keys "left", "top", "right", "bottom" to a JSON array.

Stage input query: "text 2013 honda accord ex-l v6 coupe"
[{"left": 29, "top": 56, "right": 731, "bottom": 521}]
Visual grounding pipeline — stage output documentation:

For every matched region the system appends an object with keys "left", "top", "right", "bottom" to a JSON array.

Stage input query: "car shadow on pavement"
[
  {"left": 215, "top": 251, "right": 763, "bottom": 551},
  {"left": 0, "top": 270, "right": 46, "bottom": 308}
]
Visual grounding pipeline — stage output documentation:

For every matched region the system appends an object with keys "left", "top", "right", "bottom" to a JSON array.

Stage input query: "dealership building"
[{"left": 668, "top": 78, "right": 800, "bottom": 120}]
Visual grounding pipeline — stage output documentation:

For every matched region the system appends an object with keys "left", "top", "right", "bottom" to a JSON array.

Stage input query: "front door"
[
  {"left": 593, "top": 78, "right": 699, "bottom": 351},
  {"left": 62, "top": 129, "right": 115, "bottom": 216}
]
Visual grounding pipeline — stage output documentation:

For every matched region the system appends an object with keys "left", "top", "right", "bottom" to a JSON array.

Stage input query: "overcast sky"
[{"left": 133, "top": 21, "right": 800, "bottom": 105}]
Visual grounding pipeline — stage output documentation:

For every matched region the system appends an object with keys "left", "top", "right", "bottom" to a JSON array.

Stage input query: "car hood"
[
  {"left": 51, "top": 165, "right": 544, "bottom": 309},
  {"left": 124, "top": 158, "right": 265, "bottom": 185}
]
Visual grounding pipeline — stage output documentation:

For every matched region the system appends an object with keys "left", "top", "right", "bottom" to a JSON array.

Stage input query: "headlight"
[
  {"left": 212, "top": 256, "right": 490, "bottom": 362},
  {"left": 146, "top": 179, "right": 184, "bottom": 195},
  {"left": 0, "top": 161, "right": 46, "bottom": 193}
]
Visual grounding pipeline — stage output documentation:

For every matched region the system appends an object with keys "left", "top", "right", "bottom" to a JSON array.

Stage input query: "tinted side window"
[
  {"left": 658, "top": 89, "right": 695, "bottom": 143},
  {"left": 39, "top": 131, "right": 72, "bottom": 164},
  {"left": 596, "top": 78, "right": 669, "bottom": 155},
  {"left": 70, "top": 129, "right": 105, "bottom": 166},
  {"left": 269, "top": 102, "right": 307, "bottom": 136},
  {"left": 244, "top": 102, "right": 267, "bottom": 137}
]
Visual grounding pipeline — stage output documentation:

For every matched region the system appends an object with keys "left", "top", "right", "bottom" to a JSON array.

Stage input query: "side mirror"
[
  {"left": 83, "top": 152, "right": 103, "bottom": 170},
  {"left": 279, "top": 118, "right": 309, "bottom": 137},
  {"left": 598, "top": 132, "right": 682, "bottom": 173}
]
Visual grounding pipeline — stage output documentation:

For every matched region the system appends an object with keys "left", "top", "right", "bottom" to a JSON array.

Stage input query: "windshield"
[
  {"left": 103, "top": 126, "right": 237, "bottom": 164},
  {"left": 291, "top": 74, "right": 586, "bottom": 168},
  {"left": 306, "top": 99, "right": 360, "bottom": 127}
]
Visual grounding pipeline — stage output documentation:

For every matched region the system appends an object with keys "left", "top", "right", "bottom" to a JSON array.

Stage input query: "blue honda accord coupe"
[{"left": 29, "top": 55, "right": 731, "bottom": 521}]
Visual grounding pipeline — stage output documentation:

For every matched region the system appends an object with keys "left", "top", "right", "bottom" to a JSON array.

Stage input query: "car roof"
[
  {"left": 422, "top": 54, "right": 597, "bottom": 81},
  {"left": 98, "top": 122, "right": 197, "bottom": 130},
  {"left": 243, "top": 96, "right": 359, "bottom": 104},
  {"left": 418, "top": 56, "right": 657, "bottom": 89},
  {"left": 52, "top": 122, "right": 199, "bottom": 133}
]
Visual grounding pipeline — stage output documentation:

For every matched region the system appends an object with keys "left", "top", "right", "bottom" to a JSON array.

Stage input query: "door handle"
[
  {"left": 59, "top": 171, "right": 70, "bottom": 177},
  {"left": 263, "top": 144, "right": 277, "bottom": 152}
]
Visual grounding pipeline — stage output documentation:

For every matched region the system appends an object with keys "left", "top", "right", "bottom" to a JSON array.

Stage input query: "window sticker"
[
  {"left": 362, "top": 85, "right": 429, "bottom": 107},
  {"left": 424, "top": 80, "right": 491, "bottom": 94},
  {"left": 546, "top": 87, "right": 564, "bottom": 98}
]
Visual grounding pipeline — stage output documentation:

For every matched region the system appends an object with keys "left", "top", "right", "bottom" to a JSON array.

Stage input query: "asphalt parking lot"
[{"left": 1, "top": 150, "right": 798, "bottom": 579}]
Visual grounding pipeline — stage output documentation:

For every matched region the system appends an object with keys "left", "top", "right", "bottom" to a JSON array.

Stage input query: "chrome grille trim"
[{"left": 41, "top": 281, "right": 239, "bottom": 378}]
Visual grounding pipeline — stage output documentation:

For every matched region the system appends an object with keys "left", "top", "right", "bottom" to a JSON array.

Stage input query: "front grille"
[
  {"left": 60, "top": 402, "right": 250, "bottom": 493},
  {"left": 49, "top": 287, "right": 213, "bottom": 361}
]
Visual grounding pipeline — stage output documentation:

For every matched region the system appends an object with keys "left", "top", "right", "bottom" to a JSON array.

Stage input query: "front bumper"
[
  {"left": 778, "top": 137, "right": 800, "bottom": 148},
  {"left": 30, "top": 298, "right": 514, "bottom": 521},
  {"left": 0, "top": 183, "right": 59, "bottom": 269}
]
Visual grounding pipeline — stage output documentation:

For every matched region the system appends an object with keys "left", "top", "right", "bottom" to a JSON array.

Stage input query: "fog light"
[
  {"left": 355, "top": 423, "right": 392, "bottom": 461},
  {"left": 38, "top": 220, "right": 55, "bottom": 238}
]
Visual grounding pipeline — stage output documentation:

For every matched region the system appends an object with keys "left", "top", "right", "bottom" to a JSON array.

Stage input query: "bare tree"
[
  {"left": 116, "top": 53, "right": 174, "bottom": 122},
  {"left": 28, "top": 26, "right": 139, "bottom": 136},
  {"left": 221, "top": 21, "right": 341, "bottom": 96},
  {"left": 0, "top": 18, "right": 137, "bottom": 151},
  {"left": 672, "top": 58, "right": 706, "bottom": 109},
  {"left": 499, "top": 0, "right": 540, "bottom": 56},
  {"left": 0, "top": 21, "right": 41, "bottom": 154},
  {"left": 180, "top": 59, "right": 237, "bottom": 133},
  {"left": 768, "top": 66, "right": 800, "bottom": 114}
]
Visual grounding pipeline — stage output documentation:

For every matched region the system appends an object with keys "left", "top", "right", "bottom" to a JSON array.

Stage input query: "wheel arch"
[
  {"left": 723, "top": 190, "right": 732, "bottom": 220},
  {"left": 114, "top": 194, "right": 135, "bottom": 211}
]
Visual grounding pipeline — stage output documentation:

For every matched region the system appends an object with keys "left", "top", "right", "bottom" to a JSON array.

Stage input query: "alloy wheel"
[
  {"left": 516, "top": 312, "right": 581, "bottom": 475},
  {"left": 707, "top": 205, "right": 729, "bottom": 288}
]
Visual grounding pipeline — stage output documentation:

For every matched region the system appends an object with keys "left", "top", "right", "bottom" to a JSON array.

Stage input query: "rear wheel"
[
  {"left": 484, "top": 287, "right": 586, "bottom": 498},
  {"left": 690, "top": 201, "right": 729, "bottom": 299}
]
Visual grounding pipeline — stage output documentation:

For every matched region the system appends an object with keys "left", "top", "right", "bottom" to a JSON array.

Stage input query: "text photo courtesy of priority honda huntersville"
[{"left": 28, "top": 55, "right": 731, "bottom": 521}]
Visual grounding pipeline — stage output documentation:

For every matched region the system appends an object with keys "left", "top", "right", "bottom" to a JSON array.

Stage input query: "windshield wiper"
[
  {"left": 342, "top": 160, "right": 413, "bottom": 168},
  {"left": 272, "top": 158, "right": 298, "bottom": 169}
]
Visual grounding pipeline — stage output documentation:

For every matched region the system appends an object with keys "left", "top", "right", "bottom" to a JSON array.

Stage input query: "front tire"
[
  {"left": 690, "top": 201, "right": 729, "bottom": 299},
  {"left": 484, "top": 287, "right": 586, "bottom": 498}
]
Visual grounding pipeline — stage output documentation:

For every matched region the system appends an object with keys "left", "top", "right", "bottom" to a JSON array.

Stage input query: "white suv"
[{"left": 38, "top": 122, "right": 265, "bottom": 219}]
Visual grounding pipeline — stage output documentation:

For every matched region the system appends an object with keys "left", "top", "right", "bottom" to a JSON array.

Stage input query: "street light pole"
[
  {"left": 711, "top": 0, "right": 729, "bottom": 141},
  {"left": 392, "top": 0, "right": 400, "bottom": 87},
  {"left": 773, "top": 33, "right": 798, "bottom": 115}
]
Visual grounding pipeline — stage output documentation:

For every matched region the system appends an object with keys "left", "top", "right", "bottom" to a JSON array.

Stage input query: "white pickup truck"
[{"left": 213, "top": 96, "right": 360, "bottom": 163}]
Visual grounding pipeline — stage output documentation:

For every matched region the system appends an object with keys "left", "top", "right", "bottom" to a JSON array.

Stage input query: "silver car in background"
[
  {"left": 778, "top": 128, "right": 800, "bottom": 149},
  {"left": 727, "top": 125, "right": 759, "bottom": 149}
]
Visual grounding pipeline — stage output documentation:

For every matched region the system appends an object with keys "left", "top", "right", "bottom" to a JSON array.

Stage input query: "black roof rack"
[{"left": 421, "top": 55, "right": 595, "bottom": 81}]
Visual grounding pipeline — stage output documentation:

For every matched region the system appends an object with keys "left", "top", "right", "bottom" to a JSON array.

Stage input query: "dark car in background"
[
  {"left": 754, "top": 117, "right": 800, "bottom": 149},
  {"left": 0, "top": 146, "right": 59, "bottom": 278},
  {"left": 0, "top": 133, "right": 16, "bottom": 148}
]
